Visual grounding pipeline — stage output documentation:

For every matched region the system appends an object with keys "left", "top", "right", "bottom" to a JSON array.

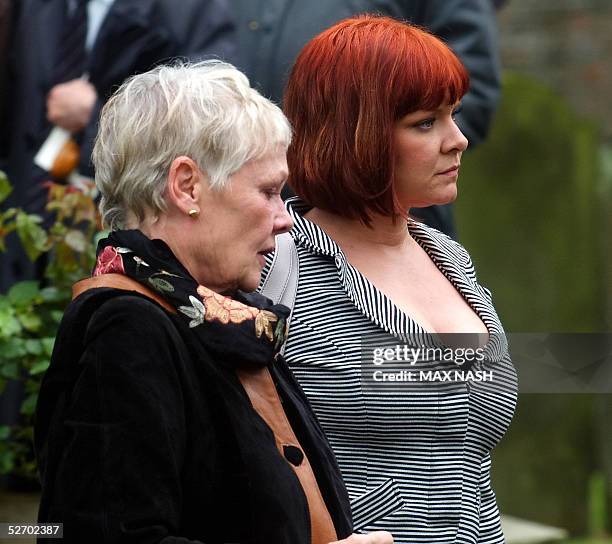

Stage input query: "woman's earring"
[{"left": 188, "top": 209, "right": 200, "bottom": 219}]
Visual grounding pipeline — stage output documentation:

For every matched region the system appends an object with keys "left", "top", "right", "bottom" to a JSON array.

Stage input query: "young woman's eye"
[
  {"left": 415, "top": 118, "right": 435, "bottom": 130},
  {"left": 451, "top": 106, "right": 463, "bottom": 120}
]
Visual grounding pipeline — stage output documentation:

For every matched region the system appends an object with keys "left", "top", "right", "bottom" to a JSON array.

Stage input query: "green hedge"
[{"left": 455, "top": 73, "right": 611, "bottom": 534}]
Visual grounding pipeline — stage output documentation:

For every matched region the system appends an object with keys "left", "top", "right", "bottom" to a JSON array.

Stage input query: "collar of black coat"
[{"left": 92, "top": 229, "right": 290, "bottom": 369}]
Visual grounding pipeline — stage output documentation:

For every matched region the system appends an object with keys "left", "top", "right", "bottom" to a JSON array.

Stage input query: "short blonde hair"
[{"left": 93, "top": 60, "right": 292, "bottom": 229}]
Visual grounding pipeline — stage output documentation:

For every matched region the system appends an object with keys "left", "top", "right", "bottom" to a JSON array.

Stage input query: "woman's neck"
[{"left": 304, "top": 207, "right": 415, "bottom": 253}]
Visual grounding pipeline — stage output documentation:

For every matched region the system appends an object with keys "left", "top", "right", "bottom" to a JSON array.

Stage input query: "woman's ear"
[{"left": 166, "top": 156, "right": 205, "bottom": 215}]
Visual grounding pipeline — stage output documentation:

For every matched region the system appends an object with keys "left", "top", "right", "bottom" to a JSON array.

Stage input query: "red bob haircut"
[{"left": 283, "top": 15, "right": 470, "bottom": 223}]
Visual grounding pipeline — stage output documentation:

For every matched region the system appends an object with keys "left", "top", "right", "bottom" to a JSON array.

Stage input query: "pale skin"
[
  {"left": 46, "top": 79, "right": 97, "bottom": 133},
  {"left": 138, "top": 150, "right": 293, "bottom": 294},
  {"left": 306, "top": 103, "right": 489, "bottom": 344}
]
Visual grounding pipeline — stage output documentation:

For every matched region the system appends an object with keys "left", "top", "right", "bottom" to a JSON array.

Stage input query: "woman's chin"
[
  {"left": 443, "top": 191, "right": 458, "bottom": 205},
  {"left": 406, "top": 194, "right": 457, "bottom": 209},
  {"left": 435, "top": 185, "right": 458, "bottom": 205},
  {"left": 237, "top": 272, "right": 261, "bottom": 294}
]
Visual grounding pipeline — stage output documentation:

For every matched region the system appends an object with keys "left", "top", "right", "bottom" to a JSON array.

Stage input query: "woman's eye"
[
  {"left": 452, "top": 106, "right": 463, "bottom": 120},
  {"left": 415, "top": 118, "right": 435, "bottom": 129},
  {"left": 264, "top": 189, "right": 280, "bottom": 199}
]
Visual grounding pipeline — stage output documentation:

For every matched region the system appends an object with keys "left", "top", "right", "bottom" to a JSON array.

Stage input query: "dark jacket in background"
[
  {"left": 0, "top": 0, "right": 12, "bottom": 162},
  {"left": 231, "top": 0, "right": 502, "bottom": 237},
  {"left": 0, "top": 0, "right": 235, "bottom": 290}
]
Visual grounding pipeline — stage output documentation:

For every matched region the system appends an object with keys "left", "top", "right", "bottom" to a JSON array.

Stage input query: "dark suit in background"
[
  {"left": 0, "top": 0, "right": 235, "bottom": 292},
  {"left": 0, "top": 0, "right": 234, "bottom": 457},
  {"left": 0, "top": 0, "right": 12, "bottom": 161},
  {"left": 231, "top": 0, "right": 502, "bottom": 238}
]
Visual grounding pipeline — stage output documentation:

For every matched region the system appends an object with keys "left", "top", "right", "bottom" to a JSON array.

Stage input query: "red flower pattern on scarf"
[{"left": 93, "top": 246, "right": 125, "bottom": 276}]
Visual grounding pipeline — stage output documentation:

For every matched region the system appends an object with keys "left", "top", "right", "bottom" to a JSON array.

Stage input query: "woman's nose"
[
  {"left": 443, "top": 120, "right": 469, "bottom": 154},
  {"left": 273, "top": 200, "right": 293, "bottom": 234}
]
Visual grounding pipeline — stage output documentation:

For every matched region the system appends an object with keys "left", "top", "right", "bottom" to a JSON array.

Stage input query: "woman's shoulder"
[
  {"left": 60, "top": 287, "right": 182, "bottom": 356},
  {"left": 68, "top": 286, "right": 171, "bottom": 324},
  {"left": 44, "top": 288, "right": 196, "bottom": 415},
  {"left": 409, "top": 219, "right": 478, "bottom": 283}
]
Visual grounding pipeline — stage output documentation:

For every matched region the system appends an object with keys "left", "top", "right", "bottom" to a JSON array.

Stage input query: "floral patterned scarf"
[{"left": 93, "top": 229, "right": 289, "bottom": 369}]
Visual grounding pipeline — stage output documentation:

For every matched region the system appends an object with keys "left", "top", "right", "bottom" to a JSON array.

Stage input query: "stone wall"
[{"left": 497, "top": 0, "right": 612, "bottom": 140}]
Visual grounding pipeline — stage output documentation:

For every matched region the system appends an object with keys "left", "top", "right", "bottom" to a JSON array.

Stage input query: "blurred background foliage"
[
  {"left": 0, "top": 174, "right": 99, "bottom": 479},
  {"left": 455, "top": 72, "right": 612, "bottom": 536},
  {"left": 456, "top": 73, "right": 608, "bottom": 333},
  {"left": 467, "top": 3, "right": 612, "bottom": 537}
]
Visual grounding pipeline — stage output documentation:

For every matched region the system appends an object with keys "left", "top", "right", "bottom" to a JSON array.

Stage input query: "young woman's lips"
[{"left": 438, "top": 165, "right": 460, "bottom": 176}]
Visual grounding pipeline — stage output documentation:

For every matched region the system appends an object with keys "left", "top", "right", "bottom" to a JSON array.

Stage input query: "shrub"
[{"left": 0, "top": 171, "right": 100, "bottom": 479}]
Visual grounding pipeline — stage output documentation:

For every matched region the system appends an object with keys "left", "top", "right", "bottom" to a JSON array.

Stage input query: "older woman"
[
  {"left": 261, "top": 16, "right": 518, "bottom": 544},
  {"left": 33, "top": 61, "right": 393, "bottom": 544}
]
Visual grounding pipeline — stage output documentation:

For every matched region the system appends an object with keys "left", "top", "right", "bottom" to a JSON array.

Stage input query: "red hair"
[{"left": 283, "top": 15, "right": 470, "bottom": 223}]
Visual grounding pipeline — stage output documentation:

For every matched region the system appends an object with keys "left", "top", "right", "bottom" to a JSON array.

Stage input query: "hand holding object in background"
[{"left": 46, "top": 78, "right": 97, "bottom": 133}]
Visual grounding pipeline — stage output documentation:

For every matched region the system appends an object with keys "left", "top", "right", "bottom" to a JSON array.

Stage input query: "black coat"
[{"left": 35, "top": 288, "right": 353, "bottom": 543}]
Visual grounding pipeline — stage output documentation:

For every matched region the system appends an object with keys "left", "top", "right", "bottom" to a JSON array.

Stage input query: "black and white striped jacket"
[{"left": 262, "top": 197, "right": 517, "bottom": 544}]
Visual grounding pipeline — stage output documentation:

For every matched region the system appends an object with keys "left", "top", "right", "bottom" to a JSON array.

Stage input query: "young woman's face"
[{"left": 392, "top": 102, "right": 468, "bottom": 210}]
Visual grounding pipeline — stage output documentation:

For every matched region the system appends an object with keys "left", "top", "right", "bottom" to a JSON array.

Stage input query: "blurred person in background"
[
  {"left": 0, "top": 0, "right": 235, "bottom": 493},
  {"left": 0, "top": 0, "right": 12, "bottom": 155},
  {"left": 260, "top": 16, "right": 517, "bottom": 543},
  {"left": 35, "top": 60, "right": 395, "bottom": 544},
  {"left": 231, "top": 0, "right": 502, "bottom": 239},
  {"left": 0, "top": 0, "right": 235, "bottom": 293}
]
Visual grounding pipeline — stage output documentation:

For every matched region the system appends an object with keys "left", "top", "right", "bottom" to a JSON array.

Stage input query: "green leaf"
[
  {"left": 0, "top": 171, "right": 11, "bottom": 204},
  {"left": 0, "top": 450, "right": 15, "bottom": 475},
  {"left": 0, "top": 362, "right": 19, "bottom": 379},
  {"left": 41, "top": 337, "right": 55, "bottom": 356},
  {"left": 0, "top": 338, "right": 26, "bottom": 358},
  {"left": 64, "top": 229, "right": 87, "bottom": 252},
  {"left": 0, "top": 207, "right": 17, "bottom": 220},
  {"left": 0, "top": 208, "right": 18, "bottom": 248},
  {"left": 24, "top": 339, "right": 43, "bottom": 355},
  {"left": 0, "top": 309, "right": 22, "bottom": 337},
  {"left": 20, "top": 393, "right": 38, "bottom": 415},
  {"left": 29, "top": 359, "right": 50, "bottom": 375},
  {"left": 18, "top": 312, "right": 42, "bottom": 332},
  {"left": 0, "top": 425, "right": 10, "bottom": 440},
  {"left": 148, "top": 277, "right": 175, "bottom": 293},
  {"left": 7, "top": 281, "right": 40, "bottom": 306},
  {"left": 50, "top": 310, "right": 65, "bottom": 324},
  {"left": 40, "top": 286, "right": 65, "bottom": 303},
  {"left": 48, "top": 222, "right": 67, "bottom": 238},
  {"left": 15, "top": 211, "right": 48, "bottom": 261}
]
